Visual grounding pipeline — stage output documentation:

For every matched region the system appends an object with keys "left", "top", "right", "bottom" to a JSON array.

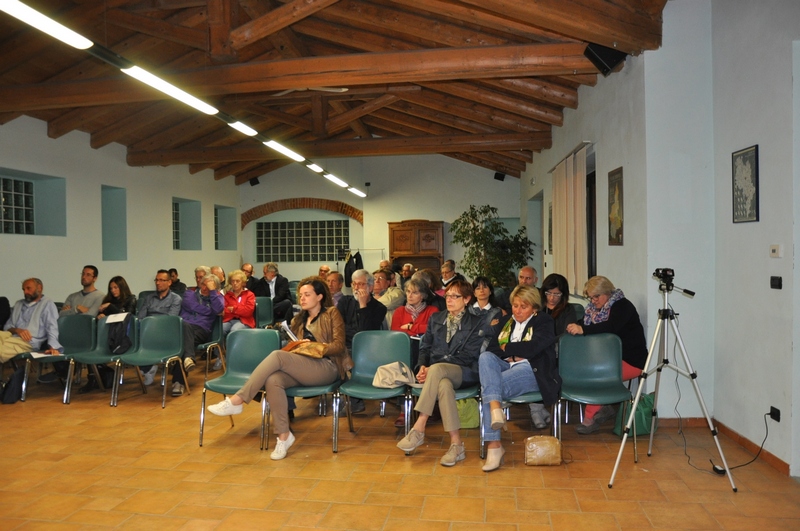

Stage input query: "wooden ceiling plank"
[
  {"left": 47, "top": 106, "right": 112, "bottom": 139},
  {"left": 90, "top": 102, "right": 174, "bottom": 149},
  {"left": 208, "top": 0, "right": 238, "bottom": 60},
  {"left": 105, "top": 9, "right": 208, "bottom": 50},
  {"left": 0, "top": 43, "right": 594, "bottom": 112},
  {"left": 233, "top": 160, "right": 292, "bottom": 184},
  {"left": 387, "top": 0, "right": 572, "bottom": 43},
  {"left": 125, "top": 0, "right": 207, "bottom": 11},
  {"left": 445, "top": 152, "right": 521, "bottom": 178},
  {"left": 400, "top": 87, "right": 551, "bottom": 133},
  {"left": 460, "top": 0, "right": 662, "bottom": 54},
  {"left": 421, "top": 81, "right": 563, "bottom": 126},
  {"left": 478, "top": 78, "right": 578, "bottom": 110},
  {"left": 311, "top": 94, "right": 328, "bottom": 137},
  {"left": 244, "top": 104, "right": 313, "bottom": 131},
  {"left": 230, "top": 0, "right": 341, "bottom": 50}
]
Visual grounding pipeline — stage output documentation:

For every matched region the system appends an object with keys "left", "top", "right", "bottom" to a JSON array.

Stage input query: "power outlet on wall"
[{"left": 770, "top": 406, "right": 781, "bottom": 422}]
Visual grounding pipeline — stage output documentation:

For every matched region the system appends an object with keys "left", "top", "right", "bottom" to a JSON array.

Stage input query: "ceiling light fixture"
[
  {"left": 324, "top": 173, "right": 349, "bottom": 188},
  {"left": 0, "top": 0, "right": 92, "bottom": 49},
  {"left": 2, "top": 2, "right": 367, "bottom": 199}
]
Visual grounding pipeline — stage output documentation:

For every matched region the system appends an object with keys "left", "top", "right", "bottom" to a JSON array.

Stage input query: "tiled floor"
[{"left": 2, "top": 364, "right": 800, "bottom": 530}]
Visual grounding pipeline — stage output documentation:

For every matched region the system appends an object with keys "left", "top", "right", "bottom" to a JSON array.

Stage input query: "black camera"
[{"left": 653, "top": 268, "right": 674, "bottom": 281}]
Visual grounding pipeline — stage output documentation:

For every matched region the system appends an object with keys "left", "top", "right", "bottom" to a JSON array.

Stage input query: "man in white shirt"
[{"left": 1, "top": 278, "right": 61, "bottom": 362}]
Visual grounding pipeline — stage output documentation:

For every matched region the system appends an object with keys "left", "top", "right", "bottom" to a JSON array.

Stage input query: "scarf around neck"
[
  {"left": 445, "top": 309, "right": 465, "bottom": 343},
  {"left": 405, "top": 300, "right": 427, "bottom": 321},
  {"left": 584, "top": 288, "right": 624, "bottom": 325}
]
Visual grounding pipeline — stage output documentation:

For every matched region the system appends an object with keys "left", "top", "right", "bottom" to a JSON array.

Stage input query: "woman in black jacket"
[{"left": 97, "top": 276, "right": 136, "bottom": 318}]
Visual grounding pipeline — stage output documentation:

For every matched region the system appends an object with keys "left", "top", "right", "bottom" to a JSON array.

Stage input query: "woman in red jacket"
[{"left": 222, "top": 270, "right": 256, "bottom": 337}]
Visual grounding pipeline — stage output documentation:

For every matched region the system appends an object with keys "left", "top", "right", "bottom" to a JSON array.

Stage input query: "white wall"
[
  {"left": 711, "top": 0, "right": 800, "bottom": 471},
  {"left": 239, "top": 153, "right": 521, "bottom": 280},
  {"left": 0, "top": 116, "right": 241, "bottom": 301}
]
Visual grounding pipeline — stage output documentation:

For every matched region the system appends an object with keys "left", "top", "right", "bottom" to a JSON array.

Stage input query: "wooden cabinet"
[{"left": 389, "top": 220, "right": 444, "bottom": 271}]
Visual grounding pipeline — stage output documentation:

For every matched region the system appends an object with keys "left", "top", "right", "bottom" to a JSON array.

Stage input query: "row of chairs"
[{"left": 200, "top": 329, "right": 635, "bottom": 458}]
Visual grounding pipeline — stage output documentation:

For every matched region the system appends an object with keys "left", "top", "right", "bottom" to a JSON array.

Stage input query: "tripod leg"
[
  {"left": 648, "top": 321, "right": 668, "bottom": 457},
  {"left": 668, "top": 319, "right": 737, "bottom": 492}
]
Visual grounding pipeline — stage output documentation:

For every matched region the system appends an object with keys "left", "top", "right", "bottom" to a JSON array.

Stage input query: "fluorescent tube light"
[
  {"left": 264, "top": 140, "right": 305, "bottom": 162},
  {"left": 324, "top": 173, "right": 349, "bottom": 188},
  {"left": 1, "top": 0, "right": 93, "bottom": 49},
  {"left": 121, "top": 66, "right": 218, "bottom": 115},
  {"left": 228, "top": 121, "right": 258, "bottom": 136},
  {"left": 348, "top": 187, "right": 367, "bottom": 198},
  {"left": 306, "top": 163, "right": 324, "bottom": 173}
]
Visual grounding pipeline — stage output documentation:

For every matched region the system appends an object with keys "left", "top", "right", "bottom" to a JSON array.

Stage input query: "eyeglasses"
[
  {"left": 589, "top": 294, "right": 603, "bottom": 302},
  {"left": 155, "top": 278, "right": 170, "bottom": 283},
  {"left": 544, "top": 291, "right": 562, "bottom": 299},
  {"left": 445, "top": 294, "right": 463, "bottom": 300}
]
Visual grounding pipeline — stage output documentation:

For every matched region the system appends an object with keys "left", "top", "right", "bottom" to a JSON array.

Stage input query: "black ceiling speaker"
[
  {"left": 584, "top": 43, "right": 627, "bottom": 77},
  {"left": 249, "top": 177, "right": 260, "bottom": 186},
  {"left": 494, "top": 172, "right": 506, "bottom": 181}
]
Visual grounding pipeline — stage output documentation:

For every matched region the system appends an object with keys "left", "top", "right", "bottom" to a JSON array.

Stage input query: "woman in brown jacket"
[{"left": 208, "top": 276, "right": 350, "bottom": 460}]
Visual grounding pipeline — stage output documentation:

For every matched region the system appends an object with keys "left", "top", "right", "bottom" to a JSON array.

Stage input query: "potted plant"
[{"left": 449, "top": 205, "right": 534, "bottom": 287}]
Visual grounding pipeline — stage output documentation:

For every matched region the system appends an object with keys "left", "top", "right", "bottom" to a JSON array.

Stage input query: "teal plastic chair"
[
  {"left": 136, "top": 290, "right": 156, "bottom": 313},
  {"left": 16, "top": 314, "right": 95, "bottom": 404},
  {"left": 112, "top": 315, "right": 184, "bottom": 408},
  {"left": 199, "top": 316, "right": 224, "bottom": 379},
  {"left": 255, "top": 297, "right": 274, "bottom": 328},
  {"left": 199, "top": 328, "right": 280, "bottom": 450},
  {"left": 557, "top": 333, "right": 633, "bottom": 441},
  {"left": 337, "top": 331, "right": 412, "bottom": 452},
  {"left": 65, "top": 316, "right": 138, "bottom": 405}
]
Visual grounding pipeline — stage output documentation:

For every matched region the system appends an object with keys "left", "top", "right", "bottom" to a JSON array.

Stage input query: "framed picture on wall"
[
  {"left": 732, "top": 145, "right": 759, "bottom": 223},
  {"left": 548, "top": 202, "right": 553, "bottom": 254},
  {"left": 608, "top": 167, "right": 623, "bottom": 246}
]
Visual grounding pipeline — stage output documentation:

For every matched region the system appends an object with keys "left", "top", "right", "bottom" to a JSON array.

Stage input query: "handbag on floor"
[
  {"left": 524, "top": 435, "right": 562, "bottom": 465},
  {"left": 613, "top": 392, "right": 657, "bottom": 436}
]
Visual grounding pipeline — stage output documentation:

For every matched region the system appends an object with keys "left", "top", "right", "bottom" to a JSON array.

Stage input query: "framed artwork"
[
  {"left": 608, "top": 167, "right": 623, "bottom": 245},
  {"left": 548, "top": 202, "right": 553, "bottom": 254},
  {"left": 732, "top": 145, "right": 759, "bottom": 223}
]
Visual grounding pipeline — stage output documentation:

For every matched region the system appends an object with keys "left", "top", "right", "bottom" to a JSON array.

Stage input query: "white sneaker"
[
  {"left": 184, "top": 357, "right": 196, "bottom": 372},
  {"left": 142, "top": 366, "right": 158, "bottom": 386},
  {"left": 270, "top": 432, "right": 296, "bottom": 460},
  {"left": 208, "top": 397, "right": 243, "bottom": 416}
]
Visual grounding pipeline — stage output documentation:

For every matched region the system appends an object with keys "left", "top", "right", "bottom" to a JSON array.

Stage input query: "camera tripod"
[{"left": 608, "top": 273, "right": 737, "bottom": 492}]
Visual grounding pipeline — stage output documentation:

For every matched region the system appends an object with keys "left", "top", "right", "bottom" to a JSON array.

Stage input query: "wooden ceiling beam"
[
  {"left": 230, "top": 0, "right": 341, "bottom": 50},
  {"left": 478, "top": 78, "right": 579, "bottom": 110},
  {"left": 460, "top": 0, "right": 663, "bottom": 54},
  {"left": 232, "top": 160, "right": 292, "bottom": 184},
  {"left": 0, "top": 43, "right": 594, "bottom": 112},
  {"left": 329, "top": 100, "right": 371, "bottom": 138},
  {"left": 445, "top": 152, "right": 522, "bottom": 178},
  {"left": 105, "top": 9, "right": 208, "bottom": 50},
  {"left": 327, "top": 94, "right": 398, "bottom": 134},
  {"left": 126, "top": 131, "right": 549, "bottom": 165},
  {"left": 207, "top": 0, "right": 237, "bottom": 60}
]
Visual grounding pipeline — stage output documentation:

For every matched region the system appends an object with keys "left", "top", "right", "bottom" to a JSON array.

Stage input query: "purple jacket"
[{"left": 179, "top": 289, "right": 224, "bottom": 331}]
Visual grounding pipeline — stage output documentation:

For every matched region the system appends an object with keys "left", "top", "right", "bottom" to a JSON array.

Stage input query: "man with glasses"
[
  {"left": 137, "top": 269, "right": 183, "bottom": 385},
  {"left": 336, "top": 269, "right": 387, "bottom": 416},
  {"left": 318, "top": 264, "right": 331, "bottom": 279},
  {"left": 241, "top": 263, "right": 259, "bottom": 292},
  {"left": 497, "top": 265, "right": 538, "bottom": 314},
  {"left": 373, "top": 268, "right": 404, "bottom": 329}
]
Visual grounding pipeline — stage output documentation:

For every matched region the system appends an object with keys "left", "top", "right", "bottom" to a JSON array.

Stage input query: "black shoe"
[
  {"left": 338, "top": 398, "right": 365, "bottom": 417},
  {"left": 288, "top": 409, "right": 295, "bottom": 421}
]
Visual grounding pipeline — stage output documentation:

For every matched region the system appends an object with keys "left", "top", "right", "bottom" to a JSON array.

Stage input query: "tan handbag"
[
  {"left": 524, "top": 435, "right": 562, "bottom": 465},
  {"left": 281, "top": 340, "right": 325, "bottom": 358},
  {"left": 372, "top": 361, "right": 422, "bottom": 388}
]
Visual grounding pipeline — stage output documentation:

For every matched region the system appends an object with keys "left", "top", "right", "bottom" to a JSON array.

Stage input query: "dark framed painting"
[
  {"left": 732, "top": 145, "right": 759, "bottom": 223},
  {"left": 608, "top": 167, "right": 623, "bottom": 246}
]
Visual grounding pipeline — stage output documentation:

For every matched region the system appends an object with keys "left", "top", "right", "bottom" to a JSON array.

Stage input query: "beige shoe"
[
  {"left": 482, "top": 446, "right": 505, "bottom": 472},
  {"left": 440, "top": 443, "right": 466, "bottom": 467},
  {"left": 490, "top": 408, "right": 506, "bottom": 431},
  {"left": 396, "top": 429, "right": 425, "bottom": 452}
]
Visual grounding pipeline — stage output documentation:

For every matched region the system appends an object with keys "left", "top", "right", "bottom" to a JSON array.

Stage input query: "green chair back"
[
  {"left": 255, "top": 297, "right": 274, "bottom": 328},
  {"left": 558, "top": 333, "right": 631, "bottom": 405},
  {"left": 57, "top": 314, "right": 96, "bottom": 354},
  {"left": 224, "top": 329, "right": 279, "bottom": 380},
  {"left": 570, "top": 303, "right": 585, "bottom": 320},
  {"left": 350, "top": 331, "right": 411, "bottom": 385},
  {"left": 124, "top": 315, "right": 183, "bottom": 364},
  {"left": 136, "top": 291, "right": 157, "bottom": 313}
]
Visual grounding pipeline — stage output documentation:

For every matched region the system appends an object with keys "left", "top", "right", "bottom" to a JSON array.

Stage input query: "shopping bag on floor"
[{"left": 613, "top": 392, "right": 657, "bottom": 436}]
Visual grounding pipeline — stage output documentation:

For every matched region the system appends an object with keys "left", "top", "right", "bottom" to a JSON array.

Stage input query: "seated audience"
[
  {"left": 242, "top": 263, "right": 259, "bottom": 292},
  {"left": 59, "top": 265, "right": 104, "bottom": 317},
  {"left": 336, "top": 269, "right": 386, "bottom": 415},
  {"left": 222, "top": 270, "right": 256, "bottom": 337},
  {"left": 211, "top": 266, "right": 226, "bottom": 293},
  {"left": 479, "top": 285, "right": 560, "bottom": 471},
  {"left": 540, "top": 273, "right": 577, "bottom": 337},
  {"left": 399, "top": 262, "right": 414, "bottom": 291},
  {"left": 0, "top": 296, "right": 10, "bottom": 330},
  {"left": 173, "top": 273, "right": 224, "bottom": 396},
  {"left": 169, "top": 268, "right": 187, "bottom": 296},
  {"left": 373, "top": 268, "right": 405, "bottom": 329},
  {"left": 253, "top": 262, "right": 293, "bottom": 322},
  {"left": 97, "top": 276, "right": 137, "bottom": 319},
  {"left": 411, "top": 269, "right": 446, "bottom": 311},
  {"left": 566, "top": 275, "right": 647, "bottom": 434},
  {"left": 497, "top": 265, "right": 538, "bottom": 314},
  {"left": 208, "top": 277, "right": 350, "bottom": 461},
  {"left": 326, "top": 271, "right": 344, "bottom": 306},
  {"left": 318, "top": 265, "right": 331, "bottom": 279},
  {"left": 469, "top": 276, "right": 503, "bottom": 347},
  {"left": 1, "top": 278, "right": 61, "bottom": 363},
  {"left": 396, "top": 280, "right": 486, "bottom": 467},
  {"left": 137, "top": 270, "right": 183, "bottom": 385}
]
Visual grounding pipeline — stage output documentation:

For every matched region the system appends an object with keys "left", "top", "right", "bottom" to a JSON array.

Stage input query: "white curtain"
[{"left": 552, "top": 147, "right": 588, "bottom": 294}]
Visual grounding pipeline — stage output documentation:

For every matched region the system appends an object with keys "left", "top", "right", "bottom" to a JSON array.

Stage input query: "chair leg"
[
  {"left": 346, "top": 396, "right": 355, "bottom": 433},
  {"left": 379, "top": 400, "right": 386, "bottom": 417},
  {"left": 63, "top": 359, "right": 75, "bottom": 404},
  {"left": 332, "top": 391, "right": 340, "bottom": 453},
  {"left": 199, "top": 388, "right": 207, "bottom": 447},
  {"left": 478, "top": 396, "right": 485, "bottom": 459},
  {"left": 111, "top": 361, "right": 122, "bottom": 407},
  {"left": 20, "top": 359, "right": 31, "bottom": 402}
]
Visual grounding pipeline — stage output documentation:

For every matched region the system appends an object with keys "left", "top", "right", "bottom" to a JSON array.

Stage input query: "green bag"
[
  {"left": 456, "top": 398, "right": 480, "bottom": 428},
  {"left": 613, "top": 392, "right": 657, "bottom": 436}
]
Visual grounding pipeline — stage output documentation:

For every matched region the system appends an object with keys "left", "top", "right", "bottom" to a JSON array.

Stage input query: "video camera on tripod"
[{"left": 653, "top": 268, "right": 694, "bottom": 297}]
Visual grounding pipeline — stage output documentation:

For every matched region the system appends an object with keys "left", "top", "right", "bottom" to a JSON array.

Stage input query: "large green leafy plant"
[{"left": 449, "top": 205, "right": 535, "bottom": 287}]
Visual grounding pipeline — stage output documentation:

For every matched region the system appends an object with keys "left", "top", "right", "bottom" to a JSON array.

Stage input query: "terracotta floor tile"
[
  {"left": 420, "top": 495, "right": 486, "bottom": 522},
  {"left": 318, "top": 502, "right": 391, "bottom": 530}
]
